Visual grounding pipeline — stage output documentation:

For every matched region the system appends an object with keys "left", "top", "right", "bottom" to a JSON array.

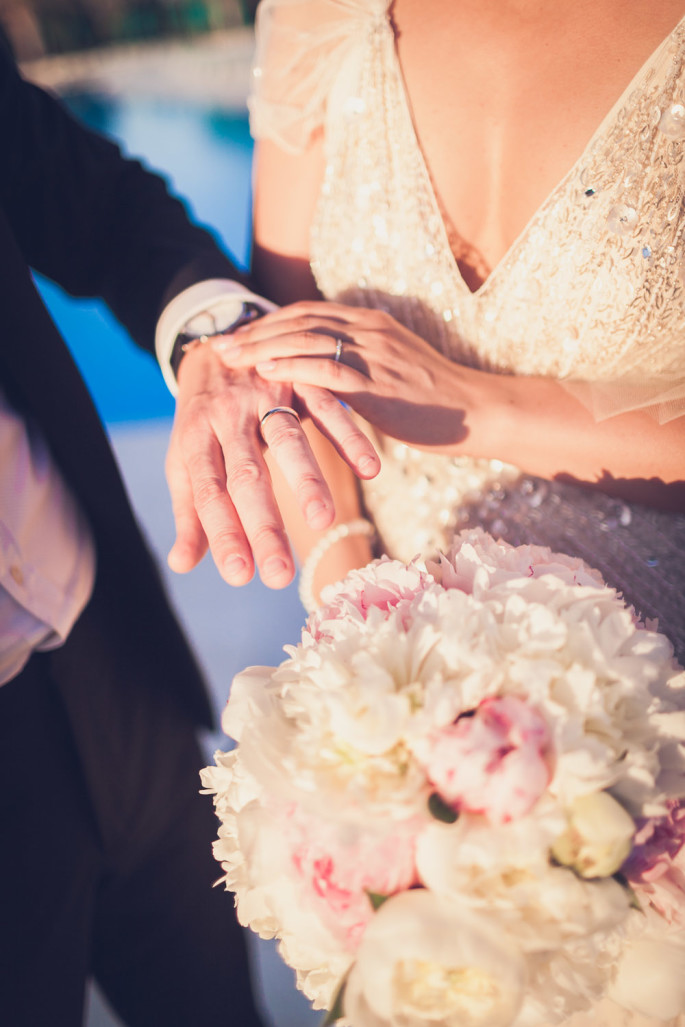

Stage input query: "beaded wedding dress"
[
  {"left": 249, "top": 3, "right": 685, "bottom": 1023},
  {"left": 251, "top": 0, "right": 685, "bottom": 667}
]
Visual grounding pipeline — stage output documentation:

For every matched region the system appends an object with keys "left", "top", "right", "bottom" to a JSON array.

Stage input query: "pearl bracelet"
[{"left": 298, "top": 518, "right": 375, "bottom": 614}]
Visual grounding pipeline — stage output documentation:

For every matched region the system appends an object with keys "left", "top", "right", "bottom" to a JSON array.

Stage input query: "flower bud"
[{"left": 552, "top": 792, "right": 635, "bottom": 878}]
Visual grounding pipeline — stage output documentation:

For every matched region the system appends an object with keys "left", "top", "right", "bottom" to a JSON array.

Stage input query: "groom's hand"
[{"left": 165, "top": 344, "right": 379, "bottom": 588}]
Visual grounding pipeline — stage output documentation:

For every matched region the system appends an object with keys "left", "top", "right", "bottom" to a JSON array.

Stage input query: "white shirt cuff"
[{"left": 155, "top": 280, "right": 277, "bottom": 396}]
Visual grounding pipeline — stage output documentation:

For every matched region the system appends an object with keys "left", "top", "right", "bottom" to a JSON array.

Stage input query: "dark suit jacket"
[{"left": 0, "top": 46, "right": 242, "bottom": 734}]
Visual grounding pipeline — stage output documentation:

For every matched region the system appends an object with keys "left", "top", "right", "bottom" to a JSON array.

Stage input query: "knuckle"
[
  {"left": 341, "top": 429, "right": 368, "bottom": 454},
  {"left": 248, "top": 523, "right": 285, "bottom": 552},
  {"left": 263, "top": 420, "right": 304, "bottom": 448},
  {"left": 289, "top": 301, "right": 314, "bottom": 318},
  {"left": 193, "top": 474, "right": 226, "bottom": 510},
  {"left": 295, "top": 471, "right": 325, "bottom": 497},
  {"left": 208, "top": 526, "right": 243, "bottom": 553},
  {"left": 369, "top": 309, "right": 391, "bottom": 329},
  {"left": 225, "top": 457, "right": 264, "bottom": 491},
  {"left": 312, "top": 391, "right": 345, "bottom": 416},
  {"left": 302, "top": 328, "right": 327, "bottom": 347}
]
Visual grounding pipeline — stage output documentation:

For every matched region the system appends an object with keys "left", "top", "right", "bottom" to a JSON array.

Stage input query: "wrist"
[
  {"left": 438, "top": 363, "right": 515, "bottom": 461},
  {"left": 169, "top": 300, "right": 265, "bottom": 381},
  {"left": 155, "top": 283, "right": 277, "bottom": 396},
  {"left": 298, "top": 519, "right": 376, "bottom": 613}
]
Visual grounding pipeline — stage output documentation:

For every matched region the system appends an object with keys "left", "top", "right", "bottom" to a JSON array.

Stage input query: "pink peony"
[
  {"left": 283, "top": 805, "right": 419, "bottom": 950},
  {"left": 622, "top": 800, "right": 685, "bottom": 925},
  {"left": 423, "top": 696, "right": 552, "bottom": 824},
  {"left": 307, "top": 556, "right": 433, "bottom": 640}
]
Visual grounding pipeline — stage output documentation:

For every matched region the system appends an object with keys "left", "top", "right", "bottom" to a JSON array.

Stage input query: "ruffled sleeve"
[{"left": 248, "top": 0, "right": 385, "bottom": 154}]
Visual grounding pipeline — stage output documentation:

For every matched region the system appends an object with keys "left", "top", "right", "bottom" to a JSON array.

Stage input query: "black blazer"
[{"left": 0, "top": 46, "right": 243, "bottom": 729}]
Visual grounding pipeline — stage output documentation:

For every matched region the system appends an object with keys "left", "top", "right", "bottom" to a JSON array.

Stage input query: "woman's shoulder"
[{"left": 248, "top": 0, "right": 388, "bottom": 153}]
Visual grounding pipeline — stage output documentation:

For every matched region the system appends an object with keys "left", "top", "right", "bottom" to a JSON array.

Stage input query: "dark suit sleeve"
[{"left": 0, "top": 47, "right": 244, "bottom": 352}]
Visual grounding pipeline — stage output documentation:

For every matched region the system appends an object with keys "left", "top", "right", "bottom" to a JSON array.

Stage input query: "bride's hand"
[
  {"left": 210, "top": 302, "right": 685, "bottom": 510},
  {"left": 213, "top": 301, "right": 480, "bottom": 450}
]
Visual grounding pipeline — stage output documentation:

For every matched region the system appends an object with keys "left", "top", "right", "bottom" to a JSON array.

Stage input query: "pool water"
[{"left": 37, "top": 92, "right": 254, "bottom": 424}]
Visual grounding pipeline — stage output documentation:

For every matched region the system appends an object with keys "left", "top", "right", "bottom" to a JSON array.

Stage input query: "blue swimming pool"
[{"left": 37, "top": 93, "right": 254, "bottom": 424}]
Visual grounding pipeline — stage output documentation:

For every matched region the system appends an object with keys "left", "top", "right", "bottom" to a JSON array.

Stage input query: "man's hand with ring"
[{"left": 165, "top": 342, "right": 379, "bottom": 589}]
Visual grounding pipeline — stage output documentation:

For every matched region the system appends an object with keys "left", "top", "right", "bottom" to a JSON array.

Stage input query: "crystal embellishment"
[
  {"left": 658, "top": 102, "right": 685, "bottom": 138},
  {"left": 606, "top": 204, "right": 639, "bottom": 237}
]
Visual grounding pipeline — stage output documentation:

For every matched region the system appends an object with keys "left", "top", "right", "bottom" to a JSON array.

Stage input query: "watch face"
[
  {"left": 182, "top": 300, "right": 263, "bottom": 339},
  {"left": 182, "top": 299, "right": 246, "bottom": 339},
  {"left": 171, "top": 301, "right": 264, "bottom": 378}
]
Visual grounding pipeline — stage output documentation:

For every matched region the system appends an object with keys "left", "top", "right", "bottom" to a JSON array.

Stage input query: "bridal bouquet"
[{"left": 201, "top": 529, "right": 685, "bottom": 1027}]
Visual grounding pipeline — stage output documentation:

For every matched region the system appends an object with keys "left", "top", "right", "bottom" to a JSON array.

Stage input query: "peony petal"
[
  {"left": 611, "top": 937, "right": 685, "bottom": 1019},
  {"left": 345, "top": 890, "right": 526, "bottom": 1027}
]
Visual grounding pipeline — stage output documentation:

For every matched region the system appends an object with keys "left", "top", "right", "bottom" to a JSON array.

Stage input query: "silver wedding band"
[
  {"left": 333, "top": 338, "right": 344, "bottom": 363},
  {"left": 259, "top": 406, "right": 301, "bottom": 436}
]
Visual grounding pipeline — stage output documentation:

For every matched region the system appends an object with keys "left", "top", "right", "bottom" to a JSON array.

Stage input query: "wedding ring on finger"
[
  {"left": 333, "top": 338, "right": 344, "bottom": 363},
  {"left": 259, "top": 405, "right": 302, "bottom": 441}
]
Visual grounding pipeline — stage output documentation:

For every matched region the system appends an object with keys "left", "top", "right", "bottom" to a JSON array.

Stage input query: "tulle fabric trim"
[
  {"left": 248, "top": 0, "right": 384, "bottom": 154},
  {"left": 560, "top": 377, "right": 685, "bottom": 424}
]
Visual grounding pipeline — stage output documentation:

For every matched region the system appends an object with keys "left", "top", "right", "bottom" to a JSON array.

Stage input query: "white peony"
[
  {"left": 201, "top": 528, "right": 685, "bottom": 1025},
  {"left": 344, "top": 890, "right": 526, "bottom": 1027},
  {"left": 416, "top": 813, "right": 630, "bottom": 952}
]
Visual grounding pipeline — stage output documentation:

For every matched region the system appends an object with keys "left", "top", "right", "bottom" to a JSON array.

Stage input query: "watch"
[{"left": 169, "top": 300, "right": 264, "bottom": 380}]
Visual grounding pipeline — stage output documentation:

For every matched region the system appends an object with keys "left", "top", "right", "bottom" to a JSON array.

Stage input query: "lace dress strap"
[{"left": 249, "top": 0, "right": 388, "bottom": 154}]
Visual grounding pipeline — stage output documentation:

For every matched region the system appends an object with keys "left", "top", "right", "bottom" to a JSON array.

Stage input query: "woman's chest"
[
  {"left": 310, "top": 3, "right": 685, "bottom": 381},
  {"left": 390, "top": 0, "right": 685, "bottom": 279}
]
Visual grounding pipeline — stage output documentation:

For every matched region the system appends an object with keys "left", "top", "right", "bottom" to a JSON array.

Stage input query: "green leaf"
[
  {"left": 321, "top": 975, "right": 347, "bottom": 1027},
  {"left": 366, "top": 890, "right": 390, "bottom": 911},
  {"left": 613, "top": 871, "right": 644, "bottom": 913},
  {"left": 428, "top": 792, "right": 459, "bottom": 824}
]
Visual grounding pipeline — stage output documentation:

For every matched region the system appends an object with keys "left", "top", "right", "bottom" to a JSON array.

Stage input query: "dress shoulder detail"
[{"left": 249, "top": 0, "right": 388, "bottom": 154}]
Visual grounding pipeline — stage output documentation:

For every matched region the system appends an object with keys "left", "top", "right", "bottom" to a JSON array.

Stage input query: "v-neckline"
[{"left": 386, "top": 9, "right": 685, "bottom": 300}]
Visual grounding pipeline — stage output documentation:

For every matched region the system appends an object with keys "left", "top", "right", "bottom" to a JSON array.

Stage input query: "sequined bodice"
[
  {"left": 310, "top": 4, "right": 685, "bottom": 401},
  {"left": 250, "top": 0, "right": 685, "bottom": 664}
]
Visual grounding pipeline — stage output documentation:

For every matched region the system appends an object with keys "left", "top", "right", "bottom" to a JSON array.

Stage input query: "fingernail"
[
  {"left": 223, "top": 555, "right": 248, "bottom": 580},
  {"left": 212, "top": 340, "right": 241, "bottom": 359},
  {"left": 256, "top": 361, "right": 277, "bottom": 373},
  {"left": 263, "top": 555, "right": 289, "bottom": 579}
]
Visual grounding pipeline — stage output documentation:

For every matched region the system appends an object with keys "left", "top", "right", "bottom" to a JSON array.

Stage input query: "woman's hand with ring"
[{"left": 213, "top": 300, "right": 485, "bottom": 451}]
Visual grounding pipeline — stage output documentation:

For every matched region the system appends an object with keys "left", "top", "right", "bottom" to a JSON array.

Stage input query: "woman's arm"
[
  {"left": 251, "top": 139, "right": 377, "bottom": 601},
  {"left": 221, "top": 301, "right": 685, "bottom": 512}
]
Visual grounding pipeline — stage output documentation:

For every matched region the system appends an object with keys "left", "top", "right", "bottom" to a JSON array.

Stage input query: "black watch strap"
[{"left": 169, "top": 300, "right": 264, "bottom": 380}]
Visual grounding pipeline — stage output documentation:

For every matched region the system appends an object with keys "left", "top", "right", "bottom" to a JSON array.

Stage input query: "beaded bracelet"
[{"left": 298, "top": 518, "right": 376, "bottom": 614}]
